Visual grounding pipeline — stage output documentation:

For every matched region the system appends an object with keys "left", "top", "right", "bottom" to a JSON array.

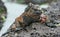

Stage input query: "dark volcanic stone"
[
  {"left": 0, "top": 0, "right": 4, "bottom": 6},
  {"left": 1, "top": 23, "right": 60, "bottom": 37},
  {"left": 25, "top": 0, "right": 53, "bottom": 4}
]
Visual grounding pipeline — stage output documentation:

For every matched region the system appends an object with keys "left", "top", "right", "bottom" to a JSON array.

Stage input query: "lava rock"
[{"left": 24, "top": 0, "right": 54, "bottom": 4}]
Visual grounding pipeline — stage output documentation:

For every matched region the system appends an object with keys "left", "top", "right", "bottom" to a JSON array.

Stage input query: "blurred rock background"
[
  {"left": 0, "top": 0, "right": 7, "bottom": 30},
  {"left": 8, "top": 0, "right": 57, "bottom": 4}
]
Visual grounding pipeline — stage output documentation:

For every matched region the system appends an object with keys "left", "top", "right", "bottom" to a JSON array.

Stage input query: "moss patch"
[
  {"left": 17, "top": 0, "right": 24, "bottom": 4},
  {"left": 0, "top": 7, "right": 5, "bottom": 14}
]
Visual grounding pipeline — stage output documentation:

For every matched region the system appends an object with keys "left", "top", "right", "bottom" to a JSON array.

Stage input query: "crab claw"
[{"left": 39, "top": 14, "right": 47, "bottom": 23}]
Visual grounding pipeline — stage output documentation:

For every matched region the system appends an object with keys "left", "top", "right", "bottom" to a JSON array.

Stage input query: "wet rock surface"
[
  {"left": 1, "top": 23, "right": 60, "bottom": 37},
  {"left": 0, "top": 0, "right": 7, "bottom": 30}
]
